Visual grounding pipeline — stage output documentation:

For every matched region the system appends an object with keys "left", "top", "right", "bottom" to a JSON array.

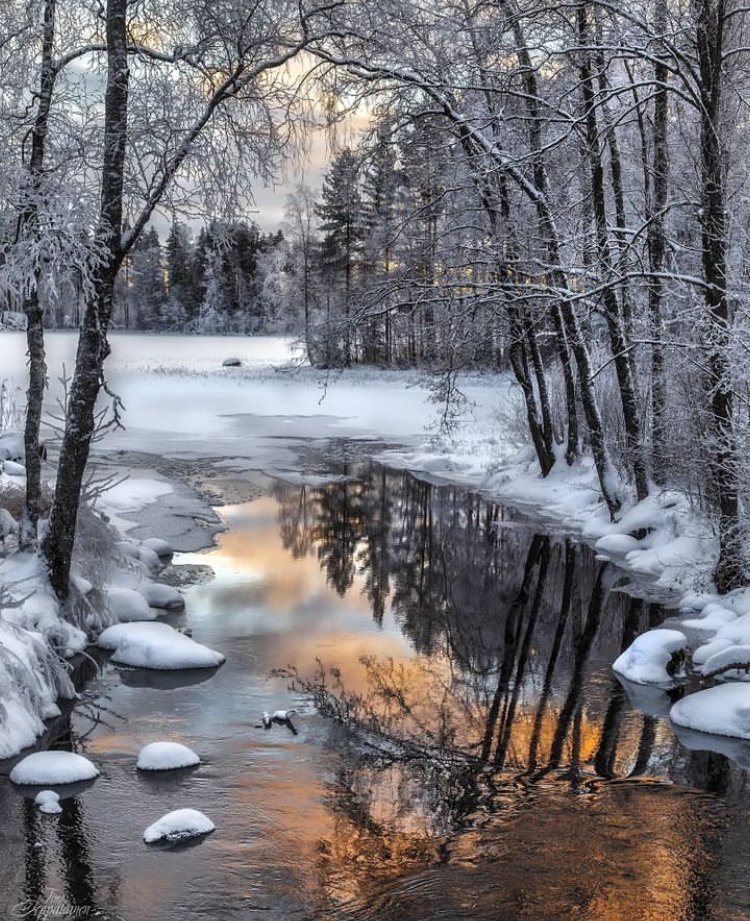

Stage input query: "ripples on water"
[{"left": 2, "top": 463, "right": 750, "bottom": 920}]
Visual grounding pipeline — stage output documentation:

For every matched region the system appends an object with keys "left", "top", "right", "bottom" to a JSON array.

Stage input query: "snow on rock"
[
  {"left": 142, "top": 537, "right": 173, "bottom": 558},
  {"left": 116, "top": 541, "right": 162, "bottom": 572},
  {"left": 594, "top": 534, "right": 640, "bottom": 555},
  {"left": 10, "top": 751, "right": 99, "bottom": 786},
  {"left": 143, "top": 808, "right": 215, "bottom": 843},
  {"left": 700, "top": 645, "right": 750, "bottom": 679},
  {"left": 136, "top": 741, "right": 200, "bottom": 771},
  {"left": 98, "top": 621, "right": 225, "bottom": 670},
  {"left": 222, "top": 357, "right": 242, "bottom": 367},
  {"left": 35, "top": 790, "right": 62, "bottom": 814},
  {"left": 3, "top": 459, "right": 26, "bottom": 477},
  {"left": 692, "top": 612, "right": 750, "bottom": 666},
  {"left": 138, "top": 582, "right": 184, "bottom": 610},
  {"left": 0, "top": 507, "right": 19, "bottom": 539},
  {"left": 0, "top": 431, "right": 23, "bottom": 461},
  {"left": 671, "top": 683, "right": 750, "bottom": 739},
  {"left": 612, "top": 629, "right": 688, "bottom": 685},
  {"left": 105, "top": 587, "right": 157, "bottom": 623}
]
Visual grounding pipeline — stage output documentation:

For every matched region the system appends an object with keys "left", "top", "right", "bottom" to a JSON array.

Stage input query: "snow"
[
  {"left": 138, "top": 582, "right": 184, "bottom": 610},
  {"left": 0, "top": 431, "right": 24, "bottom": 461},
  {"left": 143, "top": 808, "right": 215, "bottom": 843},
  {"left": 10, "top": 751, "right": 99, "bottom": 786},
  {"left": 105, "top": 587, "right": 157, "bottom": 623},
  {"left": 670, "top": 684, "right": 750, "bottom": 740},
  {"left": 612, "top": 629, "right": 688, "bottom": 686},
  {"left": 3, "top": 459, "right": 26, "bottom": 477},
  {"left": 136, "top": 741, "right": 200, "bottom": 771},
  {"left": 0, "top": 507, "right": 19, "bottom": 539},
  {"left": 34, "top": 790, "right": 62, "bottom": 814},
  {"left": 700, "top": 645, "right": 750, "bottom": 679},
  {"left": 142, "top": 537, "right": 173, "bottom": 558},
  {"left": 97, "top": 622, "right": 225, "bottom": 670}
]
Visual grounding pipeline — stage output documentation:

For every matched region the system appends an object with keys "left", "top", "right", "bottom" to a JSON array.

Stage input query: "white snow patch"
[
  {"left": 700, "top": 645, "right": 750, "bottom": 679},
  {"left": 143, "top": 808, "right": 215, "bottom": 843},
  {"left": 3, "top": 459, "right": 26, "bottom": 477},
  {"left": 105, "top": 587, "right": 157, "bottom": 623},
  {"left": 671, "top": 683, "right": 750, "bottom": 739},
  {"left": 142, "top": 537, "right": 173, "bottom": 558},
  {"left": 0, "top": 431, "right": 24, "bottom": 461},
  {"left": 612, "top": 629, "right": 687, "bottom": 686},
  {"left": 98, "top": 622, "right": 225, "bottom": 670},
  {"left": 35, "top": 790, "right": 62, "bottom": 814},
  {"left": 138, "top": 583, "right": 184, "bottom": 610},
  {"left": 10, "top": 751, "right": 99, "bottom": 785},
  {"left": 136, "top": 741, "right": 200, "bottom": 771}
]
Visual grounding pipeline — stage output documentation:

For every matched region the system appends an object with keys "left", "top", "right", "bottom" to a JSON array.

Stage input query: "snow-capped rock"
[
  {"left": 612, "top": 629, "right": 688, "bottom": 685},
  {"left": 35, "top": 790, "right": 62, "bottom": 814},
  {"left": 10, "top": 751, "right": 99, "bottom": 786},
  {"left": 143, "top": 808, "right": 215, "bottom": 843},
  {"left": 671, "top": 683, "right": 750, "bottom": 739},
  {"left": 136, "top": 741, "right": 200, "bottom": 771},
  {"left": 138, "top": 582, "right": 184, "bottom": 610},
  {"left": 142, "top": 537, "right": 173, "bottom": 558},
  {"left": 98, "top": 621, "right": 225, "bottom": 670},
  {"left": 105, "top": 587, "right": 157, "bottom": 623}
]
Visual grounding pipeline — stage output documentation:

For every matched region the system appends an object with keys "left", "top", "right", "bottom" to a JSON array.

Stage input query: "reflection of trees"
[
  {"left": 273, "top": 464, "right": 743, "bottom": 918},
  {"left": 17, "top": 721, "right": 106, "bottom": 920}
]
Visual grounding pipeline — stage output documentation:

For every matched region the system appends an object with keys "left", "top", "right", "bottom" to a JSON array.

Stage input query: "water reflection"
[{"left": 272, "top": 465, "right": 750, "bottom": 919}]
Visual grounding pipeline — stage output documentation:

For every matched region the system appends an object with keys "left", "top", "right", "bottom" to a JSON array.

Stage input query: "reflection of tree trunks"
[
  {"left": 544, "top": 562, "right": 606, "bottom": 773},
  {"left": 58, "top": 797, "right": 97, "bottom": 912},
  {"left": 630, "top": 716, "right": 657, "bottom": 776},
  {"left": 23, "top": 798, "right": 46, "bottom": 915},
  {"left": 594, "top": 597, "right": 645, "bottom": 777},
  {"left": 494, "top": 537, "right": 550, "bottom": 768},
  {"left": 480, "top": 534, "right": 547, "bottom": 761},
  {"left": 527, "top": 540, "right": 575, "bottom": 771}
]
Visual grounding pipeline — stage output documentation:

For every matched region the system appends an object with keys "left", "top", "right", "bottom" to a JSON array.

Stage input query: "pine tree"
[{"left": 316, "top": 148, "right": 365, "bottom": 365}]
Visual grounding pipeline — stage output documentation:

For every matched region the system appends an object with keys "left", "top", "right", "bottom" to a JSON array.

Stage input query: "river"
[{"left": 1, "top": 335, "right": 750, "bottom": 920}]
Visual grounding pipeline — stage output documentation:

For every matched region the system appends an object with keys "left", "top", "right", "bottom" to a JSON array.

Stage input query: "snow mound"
[
  {"left": 612, "top": 629, "right": 687, "bottom": 685},
  {"left": 671, "top": 683, "right": 750, "bottom": 739},
  {"left": 0, "top": 507, "right": 19, "bottom": 538},
  {"left": 0, "top": 431, "right": 23, "bottom": 461},
  {"left": 142, "top": 537, "right": 173, "bottom": 558},
  {"left": 143, "top": 808, "right": 215, "bottom": 843},
  {"left": 701, "top": 645, "right": 750, "bottom": 679},
  {"left": 138, "top": 583, "right": 184, "bottom": 610},
  {"left": 98, "top": 622, "right": 225, "bottom": 670},
  {"left": 117, "top": 541, "right": 161, "bottom": 571},
  {"left": 595, "top": 534, "right": 639, "bottom": 555},
  {"left": 35, "top": 790, "right": 62, "bottom": 814},
  {"left": 137, "top": 741, "right": 200, "bottom": 771},
  {"left": 693, "top": 612, "right": 750, "bottom": 665},
  {"left": 3, "top": 459, "right": 25, "bottom": 477},
  {"left": 10, "top": 751, "right": 99, "bottom": 786},
  {"left": 106, "top": 587, "right": 157, "bottom": 623}
]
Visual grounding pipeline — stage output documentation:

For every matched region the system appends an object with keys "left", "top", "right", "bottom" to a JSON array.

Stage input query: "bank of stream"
[{"left": 2, "top": 457, "right": 750, "bottom": 920}]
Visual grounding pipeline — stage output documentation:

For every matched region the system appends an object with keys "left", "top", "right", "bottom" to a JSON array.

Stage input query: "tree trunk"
[
  {"left": 647, "top": 0, "right": 670, "bottom": 485},
  {"left": 577, "top": 3, "right": 649, "bottom": 502},
  {"left": 19, "top": 0, "right": 57, "bottom": 546},
  {"left": 43, "top": 0, "right": 129, "bottom": 598},
  {"left": 695, "top": 0, "right": 742, "bottom": 591}
]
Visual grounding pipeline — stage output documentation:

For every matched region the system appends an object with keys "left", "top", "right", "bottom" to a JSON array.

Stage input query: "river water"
[{"left": 2, "top": 461, "right": 750, "bottom": 920}]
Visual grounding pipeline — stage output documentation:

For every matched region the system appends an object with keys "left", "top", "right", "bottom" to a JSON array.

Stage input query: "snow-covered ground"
[{"left": 0, "top": 330, "right": 747, "bottom": 747}]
